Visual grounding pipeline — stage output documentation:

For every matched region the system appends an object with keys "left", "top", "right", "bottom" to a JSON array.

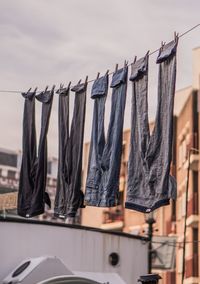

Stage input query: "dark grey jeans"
[
  {"left": 125, "top": 39, "right": 178, "bottom": 213},
  {"left": 18, "top": 87, "right": 54, "bottom": 217},
  {"left": 54, "top": 82, "right": 87, "bottom": 218},
  {"left": 85, "top": 67, "right": 128, "bottom": 207}
]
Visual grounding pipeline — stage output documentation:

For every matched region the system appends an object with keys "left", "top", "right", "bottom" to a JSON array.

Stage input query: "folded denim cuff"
[
  {"left": 36, "top": 90, "right": 53, "bottom": 103},
  {"left": 110, "top": 66, "right": 128, "bottom": 88},
  {"left": 71, "top": 83, "right": 86, "bottom": 93},
  {"left": 22, "top": 91, "right": 36, "bottom": 100},
  {"left": 129, "top": 56, "right": 148, "bottom": 81},
  {"left": 91, "top": 74, "right": 108, "bottom": 99},
  {"left": 56, "top": 87, "right": 70, "bottom": 97},
  {"left": 156, "top": 40, "right": 177, "bottom": 63}
]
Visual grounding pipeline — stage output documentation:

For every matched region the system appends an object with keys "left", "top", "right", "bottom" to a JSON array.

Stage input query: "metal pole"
[
  {"left": 146, "top": 216, "right": 155, "bottom": 274},
  {"left": 148, "top": 221, "right": 153, "bottom": 274}
]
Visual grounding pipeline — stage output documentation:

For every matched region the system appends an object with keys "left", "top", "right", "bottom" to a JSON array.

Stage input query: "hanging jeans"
[
  {"left": 54, "top": 82, "right": 87, "bottom": 218},
  {"left": 18, "top": 88, "right": 54, "bottom": 217},
  {"left": 85, "top": 66, "right": 128, "bottom": 207},
  {"left": 125, "top": 39, "right": 178, "bottom": 213}
]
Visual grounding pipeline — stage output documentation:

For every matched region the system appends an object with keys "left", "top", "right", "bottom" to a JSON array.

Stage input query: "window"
[
  {"left": 193, "top": 228, "right": 198, "bottom": 277},
  {"left": 178, "top": 138, "right": 187, "bottom": 168},
  {"left": 0, "top": 152, "right": 17, "bottom": 167},
  {"left": 8, "top": 170, "right": 16, "bottom": 179}
]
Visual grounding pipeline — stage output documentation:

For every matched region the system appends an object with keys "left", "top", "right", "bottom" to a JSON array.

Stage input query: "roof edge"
[{"left": 0, "top": 216, "right": 148, "bottom": 241}]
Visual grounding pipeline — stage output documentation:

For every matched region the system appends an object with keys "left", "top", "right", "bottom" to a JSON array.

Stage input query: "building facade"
[{"left": 81, "top": 47, "right": 200, "bottom": 284}]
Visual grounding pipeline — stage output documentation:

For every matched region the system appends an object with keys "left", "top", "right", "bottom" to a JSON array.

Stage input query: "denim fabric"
[
  {"left": 18, "top": 88, "right": 54, "bottom": 217},
  {"left": 54, "top": 86, "right": 70, "bottom": 218},
  {"left": 85, "top": 67, "right": 128, "bottom": 207},
  {"left": 91, "top": 75, "right": 108, "bottom": 99},
  {"left": 54, "top": 82, "right": 87, "bottom": 218},
  {"left": 125, "top": 40, "right": 178, "bottom": 213}
]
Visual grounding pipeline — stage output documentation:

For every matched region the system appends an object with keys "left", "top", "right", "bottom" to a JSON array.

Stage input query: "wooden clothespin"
[
  {"left": 161, "top": 41, "right": 166, "bottom": 49},
  {"left": 27, "top": 88, "right": 32, "bottom": 93},
  {"left": 133, "top": 56, "right": 137, "bottom": 64},
  {"left": 124, "top": 60, "right": 128, "bottom": 67},
  {"left": 146, "top": 50, "right": 150, "bottom": 57},
  {"left": 105, "top": 69, "right": 109, "bottom": 75},
  {"left": 85, "top": 75, "right": 88, "bottom": 85},
  {"left": 68, "top": 81, "right": 71, "bottom": 89},
  {"left": 115, "top": 64, "right": 118, "bottom": 72},
  {"left": 44, "top": 86, "right": 48, "bottom": 92},
  {"left": 174, "top": 31, "right": 177, "bottom": 40},
  {"left": 174, "top": 31, "right": 179, "bottom": 43},
  {"left": 56, "top": 83, "right": 63, "bottom": 94},
  {"left": 33, "top": 87, "right": 38, "bottom": 93},
  {"left": 51, "top": 85, "right": 56, "bottom": 92},
  {"left": 96, "top": 72, "right": 100, "bottom": 79}
]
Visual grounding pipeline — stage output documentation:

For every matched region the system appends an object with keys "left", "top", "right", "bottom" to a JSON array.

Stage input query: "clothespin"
[
  {"left": 56, "top": 83, "right": 64, "bottom": 94},
  {"left": 85, "top": 75, "right": 88, "bottom": 85},
  {"left": 44, "top": 86, "right": 48, "bottom": 92},
  {"left": 33, "top": 87, "right": 38, "bottom": 93},
  {"left": 77, "top": 79, "right": 82, "bottom": 85},
  {"left": 105, "top": 69, "right": 109, "bottom": 75},
  {"left": 96, "top": 72, "right": 100, "bottom": 79},
  {"left": 50, "top": 85, "right": 55, "bottom": 93},
  {"left": 174, "top": 31, "right": 179, "bottom": 43},
  {"left": 133, "top": 56, "right": 137, "bottom": 64},
  {"left": 27, "top": 88, "right": 32, "bottom": 93},
  {"left": 67, "top": 81, "right": 71, "bottom": 89},
  {"left": 146, "top": 50, "right": 150, "bottom": 57},
  {"left": 115, "top": 64, "right": 118, "bottom": 72},
  {"left": 161, "top": 41, "right": 166, "bottom": 49},
  {"left": 124, "top": 60, "right": 128, "bottom": 67}
]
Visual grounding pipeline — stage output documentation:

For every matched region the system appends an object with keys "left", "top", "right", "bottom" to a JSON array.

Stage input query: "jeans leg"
[
  {"left": 65, "top": 82, "right": 87, "bottom": 217},
  {"left": 126, "top": 40, "right": 177, "bottom": 213},
  {"left": 28, "top": 88, "right": 54, "bottom": 217},
  {"left": 54, "top": 87, "right": 70, "bottom": 218},
  {"left": 18, "top": 90, "right": 37, "bottom": 217},
  {"left": 85, "top": 74, "right": 108, "bottom": 206},
  {"left": 146, "top": 40, "right": 178, "bottom": 206},
  {"left": 99, "top": 66, "right": 128, "bottom": 207},
  {"left": 125, "top": 55, "right": 150, "bottom": 212}
]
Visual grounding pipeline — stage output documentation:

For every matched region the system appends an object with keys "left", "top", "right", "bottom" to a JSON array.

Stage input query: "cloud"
[{"left": 0, "top": 0, "right": 200, "bottom": 155}]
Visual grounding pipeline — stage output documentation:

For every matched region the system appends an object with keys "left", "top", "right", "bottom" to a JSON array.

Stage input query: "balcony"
[
  {"left": 185, "top": 254, "right": 198, "bottom": 279},
  {"left": 101, "top": 207, "right": 124, "bottom": 231},
  {"left": 183, "top": 155, "right": 199, "bottom": 171},
  {"left": 166, "top": 220, "right": 176, "bottom": 235},
  {"left": 0, "top": 192, "right": 17, "bottom": 210},
  {"left": 186, "top": 193, "right": 198, "bottom": 228},
  {"left": 189, "top": 154, "right": 199, "bottom": 171}
]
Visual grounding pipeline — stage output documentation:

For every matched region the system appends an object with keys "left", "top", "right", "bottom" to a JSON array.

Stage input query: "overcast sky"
[{"left": 0, "top": 0, "right": 200, "bottom": 157}]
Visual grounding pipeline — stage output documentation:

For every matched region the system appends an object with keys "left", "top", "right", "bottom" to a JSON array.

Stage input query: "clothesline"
[{"left": 0, "top": 23, "right": 200, "bottom": 94}]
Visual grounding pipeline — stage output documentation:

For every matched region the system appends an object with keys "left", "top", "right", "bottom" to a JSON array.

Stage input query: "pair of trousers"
[
  {"left": 54, "top": 82, "right": 87, "bottom": 218},
  {"left": 85, "top": 66, "right": 128, "bottom": 207},
  {"left": 125, "top": 39, "right": 178, "bottom": 213},
  {"left": 18, "top": 87, "right": 54, "bottom": 217}
]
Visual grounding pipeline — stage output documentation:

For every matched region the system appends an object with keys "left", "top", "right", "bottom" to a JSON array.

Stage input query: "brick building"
[{"left": 81, "top": 47, "right": 200, "bottom": 284}]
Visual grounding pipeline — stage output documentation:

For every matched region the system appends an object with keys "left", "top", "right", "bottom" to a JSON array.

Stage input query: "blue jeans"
[
  {"left": 54, "top": 82, "right": 87, "bottom": 218},
  {"left": 85, "top": 67, "right": 128, "bottom": 207},
  {"left": 18, "top": 87, "right": 54, "bottom": 217},
  {"left": 125, "top": 39, "right": 178, "bottom": 213}
]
